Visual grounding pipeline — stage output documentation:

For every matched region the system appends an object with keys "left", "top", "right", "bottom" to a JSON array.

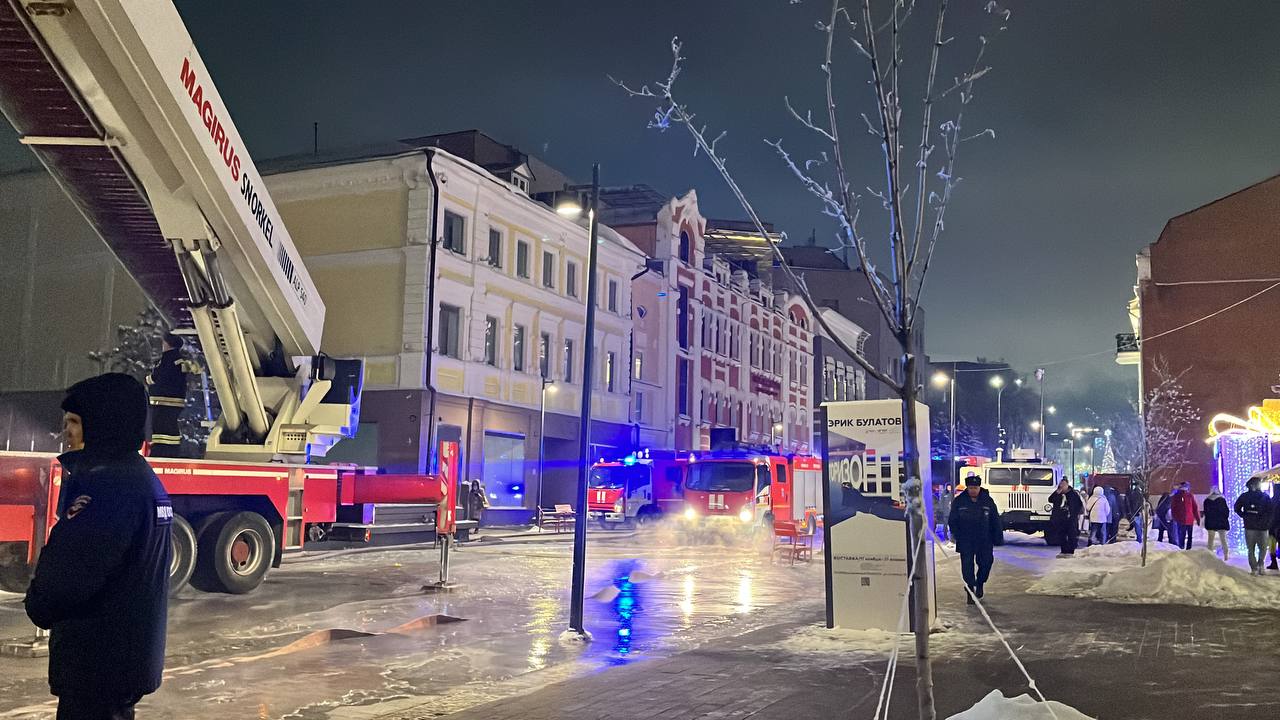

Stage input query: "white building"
[{"left": 263, "top": 132, "right": 645, "bottom": 520}]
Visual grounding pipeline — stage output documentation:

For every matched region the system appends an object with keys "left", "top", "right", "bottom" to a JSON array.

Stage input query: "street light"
[
  {"left": 558, "top": 164, "right": 600, "bottom": 637},
  {"left": 990, "top": 375, "right": 1006, "bottom": 454},
  {"left": 537, "top": 380, "right": 557, "bottom": 519},
  {"left": 771, "top": 421, "right": 784, "bottom": 449}
]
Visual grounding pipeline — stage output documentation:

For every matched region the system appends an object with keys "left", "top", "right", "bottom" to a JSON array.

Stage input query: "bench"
[{"left": 539, "top": 504, "right": 575, "bottom": 533}]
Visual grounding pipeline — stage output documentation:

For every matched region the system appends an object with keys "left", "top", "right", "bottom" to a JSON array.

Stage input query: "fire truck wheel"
[
  {"left": 191, "top": 511, "right": 276, "bottom": 594},
  {"left": 0, "top": 542, "right": 31, "bottom": 593},
  {"left": 169, "top": 515, "right": 197, "bottom": 595},
  {"left": 597, "top": 518, "right": 620, "bottom": 531}
]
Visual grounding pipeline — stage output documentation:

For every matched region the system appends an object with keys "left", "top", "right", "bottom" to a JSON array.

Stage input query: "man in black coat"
[
  {"left": 25, "top": 373, "right": 172, "bottom": 719},
  {"left": 948, "top": 475, "right": 1004, "bottom": 604},
  {"left": 145, "top": 333, "right": 189, "bottom": 458},
  {"left": 1234, "top": 475, "right": 1272, "bottom": 575},
  {"left": 1048, "top": 477, "right": 1084, "bottom": 557}
]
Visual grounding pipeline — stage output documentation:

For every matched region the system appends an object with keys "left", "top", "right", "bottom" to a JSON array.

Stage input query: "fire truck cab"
[
  {"left": 587, "top": 450, "right": 685, "bottom": 528},
  {"left": 969, "top": 453, "right": 1062, "bottom": 538}
]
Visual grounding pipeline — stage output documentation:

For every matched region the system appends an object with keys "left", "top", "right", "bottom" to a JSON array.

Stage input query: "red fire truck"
[
  {"left": 587, "top": 448, "right": 822, "bottom": 531},
  {"left": 0, "top": 0, "right": 449, "bottom": 594}
]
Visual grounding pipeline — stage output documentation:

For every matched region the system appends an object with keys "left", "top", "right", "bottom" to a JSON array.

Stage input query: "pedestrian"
[
  {"left": 1103, "top": 483, "right": 1123, "bottom": 542},
  {"left": 24, "top": 373, "right": 172, "bottom": 719},
  {"left": 947, "top": 475, "right": 1003, "bottom": 604},
  {"left": 1126, "top": 483, "right": 1148, "bottom": 544},
  {"left": 469, "top": 478, "right": 490, "bottom": 529},
  {"left": 1085, "top": 486, "right": 1112, "bottom": 546},
  {"left": 1269, "top": 490, "right": 1280, "bottom": 572},
  {"left": 1153, "top": 491, "right": 1173, "bottom": 543},
  {"left": 1048, "top": 477, "right": 1084, "bottom": 557},
  {"left": 1202, "top": 484, "right": 1230, "bottom": 561},
  {"left": 145, "top": 332, "right": 189, "bottom": 458},
  {"left": 1234, "top": 475, "right": 1273, "bottom": 575},
  {"left": 934, "top": 484, "right": 953, "bottom": 541},
  {"left": 1170, "top": 481, "right": 1200, "bottom": 549}
]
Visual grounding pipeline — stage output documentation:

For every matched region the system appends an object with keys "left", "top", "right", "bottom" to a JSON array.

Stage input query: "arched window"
[{"left": 679, "top": 230, "right": 691, "bottom": 263}]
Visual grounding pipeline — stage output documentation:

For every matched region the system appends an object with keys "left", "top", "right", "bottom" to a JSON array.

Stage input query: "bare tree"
[
  {"left": 613, "top": 2, "right": 1009, "bottom": 717},
  {"left": 1109, "top": 357, "right": 1200, "bottom": 567}
]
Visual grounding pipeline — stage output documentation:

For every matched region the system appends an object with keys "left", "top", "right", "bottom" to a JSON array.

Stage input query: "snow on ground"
[
  {"left": 1002, "top": 530, "right": 1045, "bottom": 546},
  {"left": 946, "top": 690, "right": 1094, "bottom": 720},
  {"left": 1029, "top": 546, "right": 1280, "bottom": 609},
  {"left": 765, "top": 621, "right": 995, "bottom": 658}
]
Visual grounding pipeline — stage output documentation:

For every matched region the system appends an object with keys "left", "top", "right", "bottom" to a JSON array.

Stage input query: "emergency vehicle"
[
  {"left": 588, "top": 448, "right": 823, "bottom": 531},
  {"left": 0, "top": 0, "right": 450, "bottom": 594},
  {"left": 964, "top": 451, "right": 1061, "bottom": 537}
]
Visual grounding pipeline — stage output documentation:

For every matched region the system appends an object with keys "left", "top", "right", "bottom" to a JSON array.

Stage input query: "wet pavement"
[{"left": 0, "top": 525, "right": 823, "bottom": 719}]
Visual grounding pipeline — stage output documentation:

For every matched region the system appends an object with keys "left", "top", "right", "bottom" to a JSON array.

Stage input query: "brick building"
[
  {"left": 1126, "top": 173, "right": 1280, "bottom": 493},
  {"left": 606, "top": 187, "right": 815, "bottom": 453}
]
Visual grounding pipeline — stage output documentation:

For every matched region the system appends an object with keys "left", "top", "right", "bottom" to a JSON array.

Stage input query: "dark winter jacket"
[
  {"left": 1171, "top": 489, "right": 1200, "bottom": 525},
  {"left": 1203, "top": 494, "right": 1230, "bottom": 531},
  {"left": 1153, "top": 493, "right": 1172, "bottom": 530},
  {"left": 1270, "top": 500, "right": 1280, "bottom": 540},
  {"left": 1047, "top": 487, "right": 1083, "bottom": 540},
  {"left": 24, "top": 375, "right": 171, "bottom": 701},
  {"left": 1234, "top": 489, "right": 1273, "bottom": 532},
  {"left": 149, "top": 348, "right": 187, "bottom": 400},
  {"left": 947, "top": 487, "right": 1003, "bottom": 553}
]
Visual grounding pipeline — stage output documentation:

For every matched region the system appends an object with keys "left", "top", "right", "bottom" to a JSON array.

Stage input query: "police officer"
[
  {"left": 25, "top": 373, "right": 172, "bottom": 719},
  {"left": 947, "top": 474, "right": 1004, "bottom": 604},
  {"left": 146, "top": 333, "right": 189, "bottom": 458}
]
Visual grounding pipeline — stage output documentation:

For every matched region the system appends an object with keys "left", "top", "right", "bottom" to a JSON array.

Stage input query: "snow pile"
[
  {"left": 1002, "top": 530, "right": 1043, "bottom": 545},
  {"left": 946, "top": 690, "right": 1094, "bottom": 720},
  {"left": 557, "top": 629, "right": 594, "bottom": 646},
  {"left": 1076, "top": 540, "right": 1179, "bottom": 559},
  {"left": 1030, "top": 547, "right": 1280, "bottom": 609}
]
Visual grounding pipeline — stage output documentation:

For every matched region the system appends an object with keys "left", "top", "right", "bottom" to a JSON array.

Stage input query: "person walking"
[
  {"left": 1269, "top": 491, "right": 1280, "bottom": 572},
  {"left": 1048, "top": 477, "right": 1084, "bottom": 557},
  {"left": 24, "top": 373, "right": 172, "bottom": 719},
  {"left": 1234, "top": 475, "right": 1273, "bottom": 575},
  {"left": 145, "top": 333, "right": 190, "bottom": 458},
  {"left": 934, "top": 484, "right": 954, "bottom": 541},
  {"left": 948, "top": 475, "right": 1003, "bottom": 604},
  {"left": 1102, "top": 484, "right": 1124, "bottom": 542},
  {"left": 1170, "top": 482, "right": 1200, "bottom": 549},
  {"left": 1153, "top": 491, "right": 1173, "bottom": 544},
  {"left": 1127, "top": 483, "right": 1149, "bottom": 544},
  {"left": 1085, "top": 486, "right": 1112, "bottom": 546},
  {"left": 1202, "top": 484, "right": 1230, "bottom": 561}
]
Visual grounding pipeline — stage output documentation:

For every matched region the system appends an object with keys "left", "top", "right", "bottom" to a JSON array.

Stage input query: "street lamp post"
[
  {"left": 931, "top": 370, "right": 955, "bottom": 475},
  {"left": 1035, "top": 368, "right": 1045, "bottom": 458},
  {"left": 990, "top": 375, "right": 1006, "bottom": 455},
  {"left": 771, "top": 421, "right": 784, "bottom": 450},
  {"left": 537, "top": 379, "right": 555, "bottom": 519},
  {"left": 556, "top": 164, "right": 600, "bottom": 637}
]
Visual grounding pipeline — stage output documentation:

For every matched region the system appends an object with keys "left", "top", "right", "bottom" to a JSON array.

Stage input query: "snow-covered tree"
[
  {"left": 614, "top": 2, "right": 1010, "bottom": 716},
  {"left": 90, "top": 306, "right": 217, "bottom": 456}
]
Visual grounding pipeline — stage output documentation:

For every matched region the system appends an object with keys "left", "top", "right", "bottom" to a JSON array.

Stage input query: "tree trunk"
[{"left": 900, "top": 348, "right": 936, "bottom": 720}]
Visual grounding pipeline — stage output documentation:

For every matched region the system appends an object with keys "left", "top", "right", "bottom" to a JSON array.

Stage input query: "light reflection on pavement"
[{"left": 0, "top": 528, "right": 823, "bottom": 719}]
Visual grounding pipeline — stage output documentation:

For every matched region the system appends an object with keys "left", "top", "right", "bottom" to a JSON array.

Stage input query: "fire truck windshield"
[
  {"left": 590, "top": 465, "right": 650, "bottom": 490},
  {"left": 686, "top": 462, "right": 755, "bottom": 493},
  {"left": 988, "top": 466, "right": 1056, "bottom": 486}
]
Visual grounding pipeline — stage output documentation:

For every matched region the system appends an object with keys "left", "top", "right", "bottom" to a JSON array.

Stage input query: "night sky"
[{"left": 3, "top": 1, "right": 1278, "bottom": 424}]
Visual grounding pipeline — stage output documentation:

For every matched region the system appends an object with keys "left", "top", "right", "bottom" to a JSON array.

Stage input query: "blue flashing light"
[
  {"left": 657, "top": 291, "right": 668, "bottom": 297},
  {"left": 618, "top": 627, "right": 631, "bottom": 637},
  {"left": 623, "top": 454, "right": 637, "bottom": 466}
]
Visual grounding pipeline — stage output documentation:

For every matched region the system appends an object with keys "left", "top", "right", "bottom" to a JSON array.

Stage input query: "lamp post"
[
  {"left": 1035, "top": 368, "right": 1045, "bottom": 458},
  {"left": 556, "top": 164, "right": 600, "bottom": 636},
  {"left": 771, "top": 421, "right": 784, "bottom": 450},
  {"left": 931, "top": 370, "right": 955, "bottom": 474},
  {"left": 990, "top": 375, "right": 1006, "bottom": 455},
  {"left": 537, "top": 379, "right": 556, "bottom": 518}
]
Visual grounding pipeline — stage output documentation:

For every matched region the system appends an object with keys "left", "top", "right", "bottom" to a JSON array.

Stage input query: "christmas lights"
[{"left": 1215, "top": 432, "right": 1271, "bottom": 555}]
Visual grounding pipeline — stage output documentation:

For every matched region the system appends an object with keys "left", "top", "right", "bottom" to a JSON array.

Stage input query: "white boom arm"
[{"left": 3, "top": 0, "right": 360, "bottom": 460}]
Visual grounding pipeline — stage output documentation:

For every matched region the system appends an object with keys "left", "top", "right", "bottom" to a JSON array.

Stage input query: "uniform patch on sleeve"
[
  {"left": 155, "top": 500, "right": 173, "bottom": 526},
  {"left": 66, "top": 495, "right": 92, "bottom": 519}
]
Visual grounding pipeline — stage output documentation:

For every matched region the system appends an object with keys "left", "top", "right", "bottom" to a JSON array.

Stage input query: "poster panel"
[{"left": 821, "top": 400, "right": 933, "bottom": 631}]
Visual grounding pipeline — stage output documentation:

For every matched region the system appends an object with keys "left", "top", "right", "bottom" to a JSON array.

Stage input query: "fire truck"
[
  {"left": 965, "top": 451, "right": 1062, "bottom": 538},
  {"left": 0, "top": 0, "right": 448, "bottom": 594},
  {"left": 587, "top": 448, "right": 823, "bottom": 531}
]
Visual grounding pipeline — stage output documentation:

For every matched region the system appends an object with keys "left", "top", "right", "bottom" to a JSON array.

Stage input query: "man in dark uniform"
[
  {"left": 146, "top": 333, "right": 189, "bottom": 458},
  {"left": 25, "top": 373, "right": 172, "bottom": 719},
  {"left": 947, "top": 474, "right": 1003, "bottom": 604}
]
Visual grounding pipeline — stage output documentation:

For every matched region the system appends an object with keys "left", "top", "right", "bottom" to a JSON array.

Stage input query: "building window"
[
  {"left": 513, "top": 324, "right": 526, "bottom": 372},
  {"left": 566, "top": 261, "right": 578, "bottom": 298},
  {"left": 484, "top": 316, "right": 498, "bottom": 366},
  {"left": 636, "top": 391, "right": 645, "bottom": 424},
  {"left": 751, "top": 333, "right": 759, "bottom": 367},
  {"left": 542, "top": 251, "right": 556, "bottom": 289},
  {"left": 677, "top": 286, "right": 690, "bottom": 350},
  {"left": 443, "top": 211, "right": 466, "bottom": 255},
  {"left": 763, "top": 339, "right": 772, "bottom": 373},
  {"left": 439, "top": 304, "right": 462, "bottom": 359},
  {"left": 487, "top": 229, "right": 502, "bottom": 268},
  {"left": 633, "top": 352, "right": 643, "bottom": 381},
  {"left": 563, "top": 339, "right": 575, "bottom": 383},
  {"left": 679, "top": 230, "right": 691, "bottom": 263},
  {"left": 482, "top": 431, "right": 526, "bottom": 509},
  {"left": 607, "top": 279, "right": 618, "bottom": 313},
  {"left": 517, "top": 240, "right": 530, "bottom": 279},
  {"left": 539, "top": 332, "right": 551, "bottom": 379},
  {"left": 605, "top": 351, "right": 616, "bottom": 392},
  {"left": 678, "top": 358, "right": 690, "bottom": 416},
  {"left": 702, "top": 313, "right": 711, "bottom": 348}
]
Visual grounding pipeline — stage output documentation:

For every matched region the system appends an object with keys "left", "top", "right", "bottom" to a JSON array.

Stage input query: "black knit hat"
[
  {"left": 964, "top": 474, "right": 982, "bottom": 487},
  {"left": 61, "top": 373, "right": 148, "bottom": 453}
]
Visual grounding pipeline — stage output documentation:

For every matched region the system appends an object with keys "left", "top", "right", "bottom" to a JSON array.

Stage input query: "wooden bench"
[
  {"left": 772, "top": 520, "right": 813, "bottom": 565},
  {"left": 539, "top": 504, "right": 576, "bottom": 533}
]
